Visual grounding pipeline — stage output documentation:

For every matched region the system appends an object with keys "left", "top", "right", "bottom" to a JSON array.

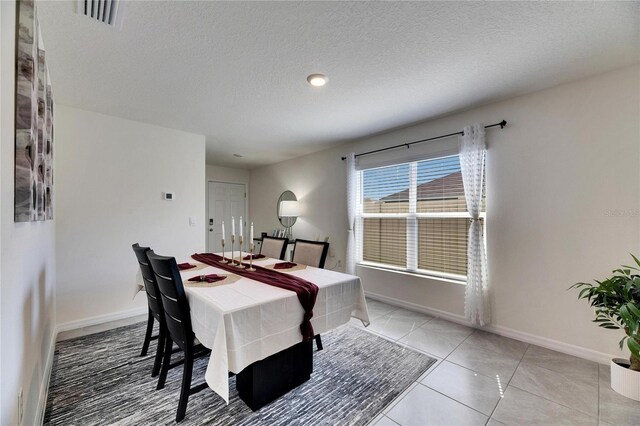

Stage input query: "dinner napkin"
[
  {"left": 273, "top": 262, "right": 297, "bottom": 270},
  {"left": 243, "top": 254, "right": 266, "bottom": 260},
  {"left": 178, "top": 262, "right": 197, "bottom": 270},
  {"left": 188, "top": 274, "right": 225, "bottom": 283}
]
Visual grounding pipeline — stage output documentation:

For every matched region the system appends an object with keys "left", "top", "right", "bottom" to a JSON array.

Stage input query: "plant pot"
[{"left": 611, "top": 358, "right": 640, "bottom": 401}]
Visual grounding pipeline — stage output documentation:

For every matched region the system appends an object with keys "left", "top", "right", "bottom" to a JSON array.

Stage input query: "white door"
[{"left": 207, "top": 182, "right": 246, "bottom": 252}]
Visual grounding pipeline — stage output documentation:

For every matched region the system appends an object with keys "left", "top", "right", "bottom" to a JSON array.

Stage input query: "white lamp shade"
[{"left": 280, "top": 200, "right": 300, "bottom": 217}]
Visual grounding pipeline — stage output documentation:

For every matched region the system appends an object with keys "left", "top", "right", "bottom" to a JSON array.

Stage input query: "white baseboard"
[
  {"left": 34, "top": 328, "right": 57, "bottom": 426},
  {"left": 365, "top": 291, "right": 618, "bottom": 365},
  {"left": 483, "top": 323, "right": 618, "bottom": 366},
  {"left": 56, "top": 306, "right": 147, "bottom": 333},
  {"left": 365, "top": 291, "right": 470, "bottom": 326}
]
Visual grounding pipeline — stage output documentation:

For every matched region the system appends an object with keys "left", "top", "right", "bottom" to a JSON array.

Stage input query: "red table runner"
[{"left": 191, "top": 253, "right": 319, "bottom": 341}]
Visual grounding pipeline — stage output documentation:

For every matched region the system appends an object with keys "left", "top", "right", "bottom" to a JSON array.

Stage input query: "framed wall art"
[{"left": 15, "top": 0, "right": 54, "bottom": 222}]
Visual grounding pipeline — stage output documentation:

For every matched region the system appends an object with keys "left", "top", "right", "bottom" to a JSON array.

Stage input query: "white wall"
[
  {"left": 55, "top": 106, "right": 206, "bottom": 327},
  {"left": 206, "top": 164, "right": 250, "bottom": 184},
  {"left": 1, "top": 1, "right": 57, "bottom": 424},
  {"left": 249, "top": 147, "right": 347, "bottom": 269},
  {"left": 250, "top": 65, "right": 640, "bottom": 360}
]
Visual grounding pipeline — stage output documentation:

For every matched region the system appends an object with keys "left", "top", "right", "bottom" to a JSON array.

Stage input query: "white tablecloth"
[{"left": 135, "top": 253, "right": 370, "bottom": 403}]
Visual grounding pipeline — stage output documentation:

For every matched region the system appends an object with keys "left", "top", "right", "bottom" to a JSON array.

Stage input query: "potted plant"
[{"left": 570, "top": 255, "right": 640, "bottom": 401}]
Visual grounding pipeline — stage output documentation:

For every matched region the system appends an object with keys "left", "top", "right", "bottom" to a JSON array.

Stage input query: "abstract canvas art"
[{"left": 15, "top": 0, "right": 54, "bottom": 222}]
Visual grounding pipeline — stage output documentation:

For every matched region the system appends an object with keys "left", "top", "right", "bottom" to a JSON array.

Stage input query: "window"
[{"left": 357, "top": 154, "right": 485, "bottom": 281}]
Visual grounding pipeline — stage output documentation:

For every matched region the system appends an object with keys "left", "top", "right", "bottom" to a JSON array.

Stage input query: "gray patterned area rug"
[{"left": 44, "top": 322, "right": 436, "bottom": 425}]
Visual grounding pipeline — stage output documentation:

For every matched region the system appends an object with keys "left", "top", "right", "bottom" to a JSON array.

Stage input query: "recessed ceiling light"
[
  {"left": 233, "top": 153, "right": 244, "bottom": 158},
  {"left": 307, "top": 74, "right": 328, "bottom": 87}
]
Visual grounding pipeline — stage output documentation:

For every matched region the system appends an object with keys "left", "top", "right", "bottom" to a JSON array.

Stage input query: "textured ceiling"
[{"left": 37, "top": 1, "right": 639, "bottom": 168}]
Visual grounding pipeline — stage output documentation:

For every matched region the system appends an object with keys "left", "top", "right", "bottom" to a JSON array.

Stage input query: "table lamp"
[{"left": 279, "top": 200, "right": 300, "bottom": 239}]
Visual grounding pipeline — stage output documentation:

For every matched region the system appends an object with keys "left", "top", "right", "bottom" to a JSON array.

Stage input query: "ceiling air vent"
[{"left": 77, "top": 0, "right": 125, "bottom": 29}]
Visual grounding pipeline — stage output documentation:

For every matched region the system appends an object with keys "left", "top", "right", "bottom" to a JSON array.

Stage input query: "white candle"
[
  {"left": 239, "top": 216, "right": 243, "bottom": 238},
  {"left": 250, "top": 222, "right": 254, "bottom": 242},
  {"left": 231, "top": 216, "right": 235, "bottom": 237},
  {"left": 221, "top": 221, "right": 225, "bottom": 241}
]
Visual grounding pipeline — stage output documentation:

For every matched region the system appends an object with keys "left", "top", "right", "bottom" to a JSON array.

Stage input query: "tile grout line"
[
  {"left": 355, "top": 311, "right": 532, "bottom": 388},
  {"left": 366, "top": 301, "right": 607, "bottom": 424},
  {"left": 501, "top": 345, "right": 601, "bottom": 420},
  {"left": 370, "top": 310, "right": 435, "bottom": 343},
  {"left": 437, "top": 328, "right": 517, "bottom": 423},
  {"left": 504, "top": 342, "right": 529, "bottom": 387},
  {"left": 505, "top": 382, "right": 599, "bottom": 421},
  {"left": 361, "top": 308, "right": 441, "bottom": 418},
  {"left": 415, "top": 381, "right": 492, "bottom": 420},
  {"left": 393, "top": 316, "right": 435, "bottom": 342},
  {"left": 390, "top": 316, "right": 473, "bottom": 369},
  {"left": 391, "top": 326, "right": 499, "bottom": 421},
  {"left": 435, "top": 329, "right": 496, "bottom": 381},
  {"left": 485, "top": 342, "right": 530, "bottom": 422},
  {"left": 392, "top": 315, "right": 442, "bottom": 384},
  {"left": 382, "top": 415, "right": 400, "bottom": 426},
  {"left": 381, "top": 382, "right": 421, "bottom": 417},
  {"left": 366, "top": 310, "right": 440, "bottom": 419},
  {"left": 503, "top": 346, "right": 599, "bottom": 420},
  {"left": 443, "top": 330, "right": 533, "bottom": 384},
  {"left": 511, "top": 346, "right": 602, "bottom": 386},
  {"left": 443, "top": 326, "right": 477, "bottom": 361}
]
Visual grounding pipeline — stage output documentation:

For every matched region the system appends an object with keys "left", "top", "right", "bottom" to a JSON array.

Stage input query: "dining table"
[{"left": 135, "top": 251, "right": 370, "bottom": 410}]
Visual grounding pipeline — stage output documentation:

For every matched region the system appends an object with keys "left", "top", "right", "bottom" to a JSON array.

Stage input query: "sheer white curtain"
[
  {"left": 459, "top": 124, "right": 490, "bottom": 326},
  {"left": 346, "top": 153, "right": 357, "bottom": 275}
]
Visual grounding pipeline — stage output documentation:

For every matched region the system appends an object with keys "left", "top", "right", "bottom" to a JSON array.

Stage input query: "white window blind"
[{"left": 357, "top": 154, "right": 485, "bottom": 281}]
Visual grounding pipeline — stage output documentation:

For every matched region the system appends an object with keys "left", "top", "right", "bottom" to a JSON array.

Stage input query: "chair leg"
[
  {"left": 157, "top": 336, "right": 173, "bottom": 390},
  {"left": 176, "top": 350, "right": 194, "bottom": 422},
  {"left": 151, "top": 325, "right": 165, "bottom": 377},
  {"left": 140, "top": 309, "right": 154, "bottom": 356},
  {"left": 315, "top": 334, "right": 323, "bottom": 351}
]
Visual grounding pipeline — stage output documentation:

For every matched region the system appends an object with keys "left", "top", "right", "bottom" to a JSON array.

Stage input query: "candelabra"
[
  {"left": 235, "top": 235, "right": 246, "bottom": 269},
  {"left": 220, "top": 239, "right": 228, "bottom": 263},
  {"left": 246, "top": 243, "right": 256, "bottom": 271},
  {"left": 230, "top": 235, "right": 236, "bottom": 267}
]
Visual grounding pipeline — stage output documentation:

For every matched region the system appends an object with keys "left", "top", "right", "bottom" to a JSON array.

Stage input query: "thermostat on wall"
[{"left": 163, "top": 192, "right": 175, "bottom": 200}]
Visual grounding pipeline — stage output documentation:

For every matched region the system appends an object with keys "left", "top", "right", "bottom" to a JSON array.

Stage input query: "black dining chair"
[
  {"left": 260, "top": 236, "right": 289, "bottom": 260},
  {"left": 132, "top": 243, "right": 165, "bottom": 377},
  {"left": 291, "top": 239, "right": 330, "bottom": 269},
  {"left": 291, "top": 239, "right": 330, "bottom": 351},
  {"left": 147, "top": 250, "right": 211, "bottom": 423}
]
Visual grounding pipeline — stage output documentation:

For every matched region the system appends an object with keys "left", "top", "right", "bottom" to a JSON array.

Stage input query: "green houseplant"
[
  {"left": 570, "top": 255, "right": 640, "bottom": 371},
  {"left": 570, "top": 255, "right": 640, "bottom": 401}
]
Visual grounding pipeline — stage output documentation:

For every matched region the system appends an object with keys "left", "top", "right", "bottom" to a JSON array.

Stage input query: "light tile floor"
[{"left": 361, "top": 298, "right": 640, "bottom": 426}]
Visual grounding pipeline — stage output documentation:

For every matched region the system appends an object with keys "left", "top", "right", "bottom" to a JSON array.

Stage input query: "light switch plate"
[{"left": 189, "top": 216, "right": 196, "bottom": 226}]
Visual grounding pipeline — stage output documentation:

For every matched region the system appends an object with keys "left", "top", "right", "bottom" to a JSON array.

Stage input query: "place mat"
[
  {"left": 184, "top": 273, "right": 240, "bottom": 288},
  {"left": 265, "top": 263, "right": 307, "bottom": 272}
]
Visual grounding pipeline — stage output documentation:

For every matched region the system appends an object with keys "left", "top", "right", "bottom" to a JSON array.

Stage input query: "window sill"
[{"left": 356, "top": 263, "right": 467, "bottom": 286}]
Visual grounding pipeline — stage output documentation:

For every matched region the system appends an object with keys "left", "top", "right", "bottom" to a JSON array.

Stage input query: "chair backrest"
[
  {"left": 260, "top": 236, "right": 289, "bottom": 260},
  {"left": 132, "top": 243, "right": 164, "bottom": 319},
  {"left": 292, "top": 239, "right": 330, "bottom": 268},
  {"left": 146, "top": 250, "right": 194, "bottom": 349}
]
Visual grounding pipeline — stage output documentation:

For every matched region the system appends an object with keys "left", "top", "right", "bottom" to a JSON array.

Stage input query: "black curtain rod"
[{"left": 341, "top": 120, "right": 507, "bottom": 161}]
